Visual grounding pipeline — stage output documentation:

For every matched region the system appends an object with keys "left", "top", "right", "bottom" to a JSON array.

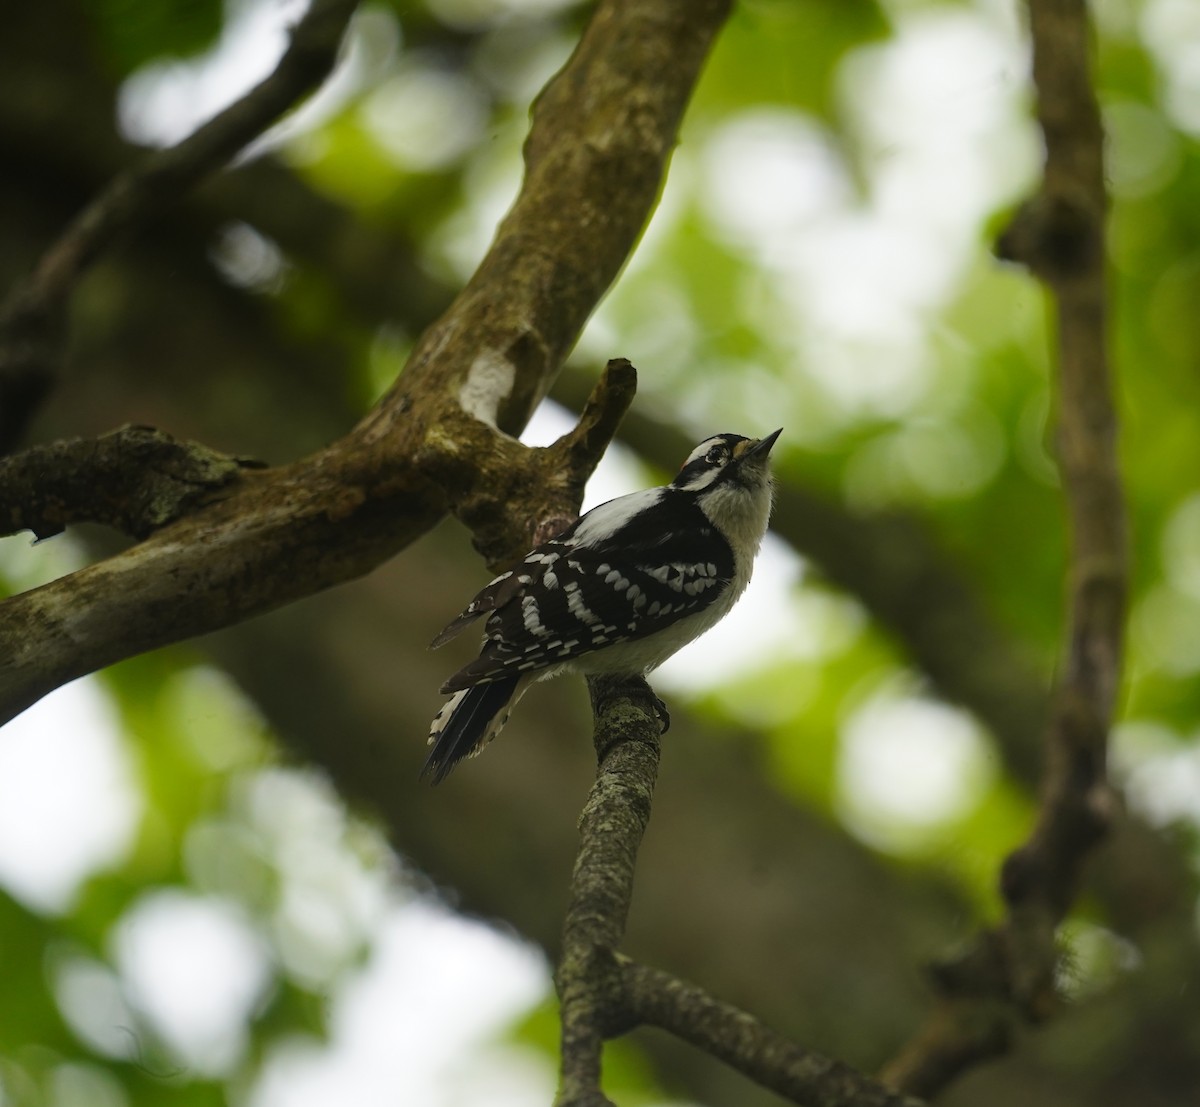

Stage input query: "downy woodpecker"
[{"left": 424, "top": 429, "right": 781, "bottom": 781}]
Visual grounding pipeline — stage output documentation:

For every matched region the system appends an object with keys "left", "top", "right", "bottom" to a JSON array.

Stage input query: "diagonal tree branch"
[
  {"left": 358, "top": 0, "right": 733, "bottom": 452},
  {"left": 0, "top": 0, "right": 361, "bottom": 452},
  {"left": 0, "top": 358, "right": 630, "bottom": 723},
  {"left": 621, "top": 960, "right": 925, "bottom": 1107},
  {"left": 0, "top": 0, "right": 732, "bottom": 727},
  {"left": 880, "top": 0, "right": 1126, "bottom": 1095}
]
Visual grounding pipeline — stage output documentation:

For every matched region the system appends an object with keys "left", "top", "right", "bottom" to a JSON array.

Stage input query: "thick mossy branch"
[
  {"left": 0, "top": 0, "right": 724, "bottom": 727},
  {"left": 362, "top": 0, "right": 733, "bottom": 447},
  {"left": 882, "top": 0, "right": 1126, "bottom": 1096},
  {"left": 0, "top": 425, "right": 262, "bottom": 540}
]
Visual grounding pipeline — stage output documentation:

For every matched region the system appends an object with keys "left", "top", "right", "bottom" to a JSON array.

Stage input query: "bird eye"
[{"left": 706, "top": 445, "right": 726, "bottom": 464}]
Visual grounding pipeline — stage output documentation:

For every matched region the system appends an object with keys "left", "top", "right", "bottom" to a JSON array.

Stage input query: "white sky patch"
[
  {"left": 427, "top": 0, "right": 582, "bottom": 29},
  {"left": 119, "top": 0, "right": 306, "bottom": 146},
  {"left": 575, "top": 153, "right": 697, "bottom": 380},
  {"left": 248, "top": 899, "right": 552, "bottom": 1107},
  {"left": 210, "top": 221, "right": 287, "bottom": 291},
  {"left": 428, "top": 117, "right": 526, "bottom": 280},
  {"left": 0, "top": 529, "right": 89, "bottom": 590},
  {"left": 836, "top": 690, "right": 996, "bottom": 852},
  {"left": 228, "top": 767, "right": 392, "bottom": 988},
  {"left": 459, "top": 350, "right": 517, "bottom": 426},
  {"left": 0, "top": 678, "right": 140, "bottom": 914},
  {"left": 843, "top": 9, "right": 1028, "bottom": 182},
  {"left": 473, "top": 22, "right": 578, "bottom": 106},
  {"left": 113, "top": 890, "right": 274, "bottom": 1076}
]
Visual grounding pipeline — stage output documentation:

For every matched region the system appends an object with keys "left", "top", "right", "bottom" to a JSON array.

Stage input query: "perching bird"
[{"left": 423, "top": 429, "right": 781, "bottom": 782}]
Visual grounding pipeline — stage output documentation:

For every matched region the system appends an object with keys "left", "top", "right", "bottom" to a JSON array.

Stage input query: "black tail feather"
[{"left": 422, "top": 677, "right": 519, "bottom": 784}]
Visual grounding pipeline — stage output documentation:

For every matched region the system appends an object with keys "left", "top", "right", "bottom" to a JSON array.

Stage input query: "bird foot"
[{"left": 651, "top": 694, "right": 671, "bottom": 735}]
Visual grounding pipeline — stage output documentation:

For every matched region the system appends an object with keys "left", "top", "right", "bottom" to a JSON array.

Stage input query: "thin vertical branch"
[
  {"left": 556, "top": 678, "right": 663, "bottom": 1107},
  {"left": 997, "top": 0, "right": 1126, "bottom": 1008},
  {"left": 882, "top": 0, "right": 1126, "bottom": 1094}
]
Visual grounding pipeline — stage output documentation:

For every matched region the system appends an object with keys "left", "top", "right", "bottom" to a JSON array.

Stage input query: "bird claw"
[{"left": 651, "top": 694, "right": 671, "bottom": 735}]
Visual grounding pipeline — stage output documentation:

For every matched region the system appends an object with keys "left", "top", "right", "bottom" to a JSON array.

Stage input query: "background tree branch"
[
  {"left": 881, "top": 0, "right": 1126, "bottom": 1095},
  {"left": 620, "top": 959, "right": 926, "bottom": 1107},
  {"left": 0, "top": 0, "right": 362, "bottom": 451}
]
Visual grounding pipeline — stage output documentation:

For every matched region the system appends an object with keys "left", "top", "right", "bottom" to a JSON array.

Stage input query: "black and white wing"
[{"left": 432, "top": 487, "right": 735, "bottom": 692}]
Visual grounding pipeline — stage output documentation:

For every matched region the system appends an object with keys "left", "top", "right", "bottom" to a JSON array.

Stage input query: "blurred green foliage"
[{"left": 3, "top": 0, "right": 1200, "bottom": 1103}]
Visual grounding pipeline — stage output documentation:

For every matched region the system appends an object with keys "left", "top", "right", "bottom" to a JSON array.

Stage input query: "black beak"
[{"left": 741, "top": 428, "right": 782, "bottom": 462}]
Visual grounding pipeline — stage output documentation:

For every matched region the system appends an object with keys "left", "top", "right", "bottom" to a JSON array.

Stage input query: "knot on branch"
[
  {"left": 0, "top": 425, "right": 263, "bottom": 540},
  {"left": 424, "top": 358, "right": 638, "bottom": 570},
  {"left": 994, "top": 189, "right": 1102, "bottom": 282},
  {"left": 999, "top": 844, "right": 1049, "bottom": 910},
  {"left": 913, "top": 924, "right": 1059, "bottom": 1058},
  {"left": 1000, "top": 905, "right": 1062, "bottom": 1021},
  {"left": 926, "top": 930, "right": 1011, "bottom": 1000},
  {"left": 1000, "top": 687, "right": 1117, "bottom": 919}
]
